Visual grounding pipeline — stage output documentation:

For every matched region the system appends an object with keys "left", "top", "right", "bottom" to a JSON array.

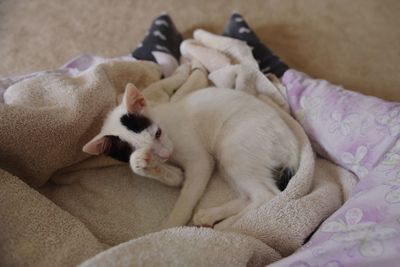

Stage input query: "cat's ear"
[
  {"left": 123, "top": 83, "right": 146, "bottom": 114},
  {"left": 82, "top": 134, "right": 109, "bottom": 155}
]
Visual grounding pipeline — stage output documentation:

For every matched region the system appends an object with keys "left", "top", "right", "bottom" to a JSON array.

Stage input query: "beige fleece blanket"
[{"left": 0, "top": 32, "right": 357, "bottom": 267}]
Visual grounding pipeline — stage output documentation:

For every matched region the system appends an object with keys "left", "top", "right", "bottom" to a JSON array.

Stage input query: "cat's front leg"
[
  {"left": 129, "top": 148, "right": 184, "bottom": 187},
  {"left": 161, "top": 155, "right": 214, "bottom": 229}
]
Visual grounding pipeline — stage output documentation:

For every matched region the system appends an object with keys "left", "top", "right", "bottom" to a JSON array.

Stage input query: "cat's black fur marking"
[
  {"left": 275, "top": 167, "right": 294, "bottom": 191},
  {"left": 103, "top": 135, "right": 134, "bottom": 163},
  {"left": 120, "top": 113, "right": 152, "bottom": 133}
]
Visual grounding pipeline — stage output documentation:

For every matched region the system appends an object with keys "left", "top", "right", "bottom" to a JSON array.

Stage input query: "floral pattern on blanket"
[{"left": 270, "top": 70, "right": 400, "bottom": 267}]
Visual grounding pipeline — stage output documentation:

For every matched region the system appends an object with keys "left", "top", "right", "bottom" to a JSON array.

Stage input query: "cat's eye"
[{"left": 155, "top": 128, "right": 162, "bottom": 139}]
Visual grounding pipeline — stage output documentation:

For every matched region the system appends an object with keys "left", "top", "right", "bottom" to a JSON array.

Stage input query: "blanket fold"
[
  {"left": 0, "top": 169, "right": 106, "bottom": 267},
  {"left": 0, "top": 30, "right": 358, "bottom": 267},
  {"left": 79, "top": 227, "right": 281, "bottom": 267},
  {"left": 1, "top": 59, "right": 160, "bottom": 187}
]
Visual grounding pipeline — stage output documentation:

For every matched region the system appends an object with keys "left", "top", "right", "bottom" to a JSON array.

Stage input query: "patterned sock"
[
  {"left": 132, "top": 13, "right": 183, "bottom": 63},
  {"left": 223, "top": 12, "right": 288, "bottom": 77}
]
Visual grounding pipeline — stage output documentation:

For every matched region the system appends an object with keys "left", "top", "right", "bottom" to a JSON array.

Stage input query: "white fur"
[
  {"left": 95, "top": 104, "right": 174, "bottom": 160},
  {"left": 94, "top": 87, "right": 299, "bottom": 229}
]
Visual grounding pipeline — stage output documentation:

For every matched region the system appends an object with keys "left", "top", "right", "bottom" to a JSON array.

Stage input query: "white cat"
[{"left": 83, "top": 83, "right": 299, "bottom": 230}]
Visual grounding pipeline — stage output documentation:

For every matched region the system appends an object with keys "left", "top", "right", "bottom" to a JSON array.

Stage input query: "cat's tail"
[
  {"left": 274, "top": 127, "right": 301, "bottom": 191},
  {"left": 267, "top": 96, "right": 314, "bottom": 197},
  {"left": 274, "top": 166, "right": 296, "bottom": 191}
]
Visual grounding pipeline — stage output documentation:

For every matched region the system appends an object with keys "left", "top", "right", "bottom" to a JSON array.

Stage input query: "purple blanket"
[{"left": 271, "top": 70, "right": 400, "bottom": 267}]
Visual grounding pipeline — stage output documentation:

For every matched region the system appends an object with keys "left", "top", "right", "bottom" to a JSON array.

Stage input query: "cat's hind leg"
[
  {"left": 193, "top": 196, "right": 249, "bottom": 227},
  {"left": 212, "top": 167, "right": 278, "bottom": 231},
  {"left": 214, "top": 128, "right": 285, "bottom": 230},
  {"left": 213, "top": 191, "right": 274, "bottom": 231}
]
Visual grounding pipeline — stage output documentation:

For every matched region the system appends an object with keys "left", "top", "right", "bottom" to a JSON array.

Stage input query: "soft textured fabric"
[
  {"left": 0, "top": 169, "right": 106, "bottom": 267},
  {"left": 283, "top": 70, "right": 400, "bottom": 178},
  {"left": 0, "top": 31, "right": 357, "bottom": 266},
  {"left": 78, "top": 228, "right": 279, "bottom": 267},
  {"left": 1, "top": 1, "right": 399, "bottom": 265},
  {"left": 1, "top": 58, "right": 161, "bottom": 187},
  {"left": 0, "top": 54, "right": 135, "bottom": 94},
  {"left": 268, "top": 70, "right": 400, "bottom": 267}
]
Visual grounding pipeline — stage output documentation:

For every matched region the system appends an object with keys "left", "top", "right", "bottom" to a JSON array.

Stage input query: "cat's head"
[{"left": 82, "top": 83, "right": 173, "bottom": 163}]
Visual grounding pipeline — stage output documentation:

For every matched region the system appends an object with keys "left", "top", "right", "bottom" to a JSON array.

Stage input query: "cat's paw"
[
  {"left": 129, "top": 148, "right": 152, "bottom": 176},
  {"left": 163, "top": 166, "right": 184, "bottom": 187},
  {"left": 193, "top": 208, "right": 219, "bottom": 227}
]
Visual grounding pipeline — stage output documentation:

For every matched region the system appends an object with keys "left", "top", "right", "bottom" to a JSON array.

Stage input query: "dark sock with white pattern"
[
  {"left": 223, "top": 12, "right": 288, "bottom": 77},
  {"left": 132, "top": 13, "right": 183, "bottom": 62}
]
